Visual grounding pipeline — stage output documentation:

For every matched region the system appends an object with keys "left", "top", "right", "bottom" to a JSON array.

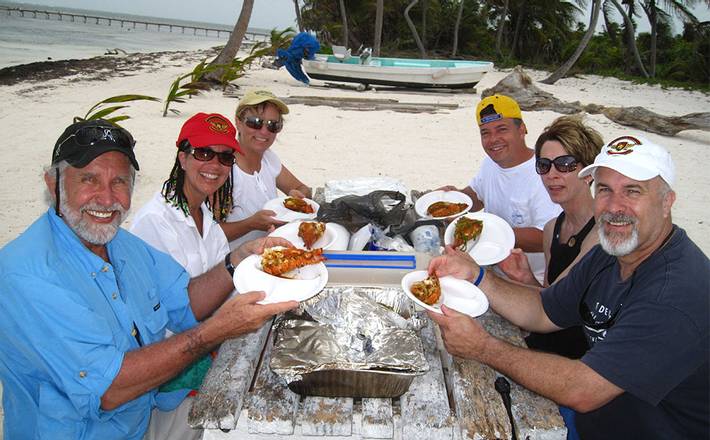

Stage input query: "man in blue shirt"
[
  {"left": 0, "top": 120, "right": 297, "bottom": 439},
  {"left": 428, "top": 135, "right": 708, "bottom": 439}
]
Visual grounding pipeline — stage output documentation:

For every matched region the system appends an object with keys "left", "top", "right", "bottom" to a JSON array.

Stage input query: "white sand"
[
  {"left": 0, "top": 51, "right": 708, "bottom": 435},
  {"left": 1, "top": 51, "right": 708, "bottom": 252}
]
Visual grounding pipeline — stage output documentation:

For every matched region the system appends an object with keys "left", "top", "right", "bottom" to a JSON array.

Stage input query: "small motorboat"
[{"left": 302, "top": 51, "right": 493, "bottom": 89}]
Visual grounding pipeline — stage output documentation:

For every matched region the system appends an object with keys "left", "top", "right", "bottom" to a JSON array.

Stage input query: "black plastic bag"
[{"left": 317, "top": 190, "right": 411, "bottom": 234}]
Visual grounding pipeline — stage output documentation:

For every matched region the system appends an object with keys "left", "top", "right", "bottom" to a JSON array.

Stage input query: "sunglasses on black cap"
[
  {"left": 535, "top": 154, "right": 579, "bottom": 175},
  {"left": 240, "top": 115, "right": 283, "bottom": 134},
  {"left": 54, "top": 125, "right": 135, "bottom": 160}
]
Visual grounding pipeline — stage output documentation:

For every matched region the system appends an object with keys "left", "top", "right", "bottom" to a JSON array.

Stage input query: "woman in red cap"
[{"left": 221, "top": 88, "right": 312, "bottom": 248}]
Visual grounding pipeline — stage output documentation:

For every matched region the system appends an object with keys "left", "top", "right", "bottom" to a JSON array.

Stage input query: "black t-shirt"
[{"left": 541, "top": 227, "right": 709, "bottom": 439}]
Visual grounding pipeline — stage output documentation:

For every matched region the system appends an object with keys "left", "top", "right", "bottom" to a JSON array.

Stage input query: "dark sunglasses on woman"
[
  {"left": 535, "top": 154, "right": 579, "bottom": 175},
  {"left": 240, "top": 115, "right": 283, "bottom": 134},
  {"left": 188, "top": 147, "right": 235, "bottom": 167}
]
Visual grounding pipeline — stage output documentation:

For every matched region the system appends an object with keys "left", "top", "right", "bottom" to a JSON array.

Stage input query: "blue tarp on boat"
[{"left": 276, "top": 32, "right": 320, "bottom": 85}]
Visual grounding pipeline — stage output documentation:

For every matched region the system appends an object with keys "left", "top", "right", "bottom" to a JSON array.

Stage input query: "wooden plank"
[
  {"left": 298, "top": 396, "right": 354, "bottom": 436},
  {"left": 360, "top": 398, "right": 393, "bottom": 439},
  {"left": 188, "top": 322, "right": 272, "bottom": 430},
  {"left": 446, "top": 312, "right": 565, "bottom": 439},
  {"left": 400, "top": 320, "right": 454, "bottom": 440},
  {"left": 246, "top": 332, "right": 300, "bottom": 435}
]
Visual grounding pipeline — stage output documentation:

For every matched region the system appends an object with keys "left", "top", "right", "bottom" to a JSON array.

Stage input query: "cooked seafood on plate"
[
  {"left": 283, "top": 197, "right": 315, "bottom": 214},
  {"left": 427, "top": 201, "right": 469, "bottom": 218},
  {"left": 298, "top": 221, "right": 326, "bottom": 249},
  {"left": 261, "top": 247, "right": 326, "bottom": 277},
  {"left": 409, "top": 274, "right": 441, "bottom": 306},
  {"left": 453, "top": 217, "right": 484, "bottom": 250}
]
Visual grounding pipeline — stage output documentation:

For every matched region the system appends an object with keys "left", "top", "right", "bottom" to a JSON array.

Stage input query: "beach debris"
[
  {"left": 223, "top": 94, "right": 458, "bottom": 114},
  {"left": 104, "top": 48, "right": 127, "bottom": 56},
  {"left": 483, "top": 66, "right": 710, "bottom": 136}
]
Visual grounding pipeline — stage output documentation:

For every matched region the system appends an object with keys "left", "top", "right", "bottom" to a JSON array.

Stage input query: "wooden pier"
[{"left": 0, "top": 5, "right": 270, "bottom": 41}]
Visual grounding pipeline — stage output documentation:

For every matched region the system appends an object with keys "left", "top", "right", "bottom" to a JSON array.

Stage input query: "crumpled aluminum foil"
[{"left": 270, "top": 286, "right": 429, "bottom": 385}]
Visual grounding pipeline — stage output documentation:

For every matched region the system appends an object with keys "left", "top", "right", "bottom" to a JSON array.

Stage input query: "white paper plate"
[
  {"left": 401, "top": 270, "right": 488, "bottom": 317},
  {"left": 263, "top": 196, "right": 320, "bottom": 222},
  {"left": 444, "top": 212, "right": 515, "bottom": 266},
  {"left": 348, "top": 224, "right": 372, "bottom": 251},
  {"left": 233, "top": 253, "right": 328, "bottom": 304},
  {"left": 268, "top": 221, "right": 349, "bottom": 250},
  {"left": 414, "top": 190, "right": 473, "bottom": 219}
]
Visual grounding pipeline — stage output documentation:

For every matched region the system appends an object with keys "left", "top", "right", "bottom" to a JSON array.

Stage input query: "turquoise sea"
[{"left": 0, "top": 1, "right": 271, "bottom": 69}]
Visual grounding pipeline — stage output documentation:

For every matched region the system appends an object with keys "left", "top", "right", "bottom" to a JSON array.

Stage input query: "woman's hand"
[{"left": 498, "top": 248, "right": 541, "bottom": 286}]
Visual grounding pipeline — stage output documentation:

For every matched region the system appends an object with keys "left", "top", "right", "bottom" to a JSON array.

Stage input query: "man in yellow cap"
[{"left": 442, "top": 94, "right": 560, "bottom": 283}]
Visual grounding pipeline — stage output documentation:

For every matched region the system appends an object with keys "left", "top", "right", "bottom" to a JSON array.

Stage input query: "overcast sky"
[
  {"left": 8, "top": 0, "right": 710, "bottom": 34},
  {"left": 9, "top": 0, "right": 299, "bottom": 29}
]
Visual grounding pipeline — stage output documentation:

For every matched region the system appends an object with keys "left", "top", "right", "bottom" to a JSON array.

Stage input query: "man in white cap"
[{"left": 428, "top": 135, "right": 708, "bottom": 439}]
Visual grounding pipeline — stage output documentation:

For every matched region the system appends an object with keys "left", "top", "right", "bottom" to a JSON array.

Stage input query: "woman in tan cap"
[{"left": 222, "top": 88, "right": 312, "bottom": 248}]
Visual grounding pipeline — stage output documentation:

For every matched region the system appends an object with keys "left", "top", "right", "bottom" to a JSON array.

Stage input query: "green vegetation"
[
  {"left": 300, "top": 0, "right": 710, "bottom": 91},
  {"left": 76, "top": 94, "right": 161, "bottom": 125}
]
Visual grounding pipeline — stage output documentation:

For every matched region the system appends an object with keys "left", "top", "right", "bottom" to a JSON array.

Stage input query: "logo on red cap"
[
  {"left": 205, "top": 115, "right": 231, "bottom": 134},
  {"left": 606, "top": 135, "right": 641, "bottom": 156}
]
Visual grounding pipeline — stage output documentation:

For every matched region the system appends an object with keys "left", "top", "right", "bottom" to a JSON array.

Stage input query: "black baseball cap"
[{"left": 52, "top": 119, "right": 139, "bottom": 170}]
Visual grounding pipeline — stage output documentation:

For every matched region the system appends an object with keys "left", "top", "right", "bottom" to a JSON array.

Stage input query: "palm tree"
[
  {"left": 338, "top": 0, "right": 349, "bottom": 47},
  {"left": 608, "top": 0, "right": 650, "bottom": 77},
  {"left": 452, "top": 0, "right": 465, "bottom": 56},
  {"left": 405, "top": 0, "right": 427, "bottom": 57},
  {"left": 496, "top": 0, "right": 510, "bottom": 58},
  {"left": 293, "top": 0, "right": 304, "bottom": 32},
  {"left": 374, "top": 0, "right": 384, "bottom": 56},
  {"left": 204, "top": 0, "right": 254, "bottom": 83},
  {"left": 542, "top": 0, "right": 601, "bottom": 84}
]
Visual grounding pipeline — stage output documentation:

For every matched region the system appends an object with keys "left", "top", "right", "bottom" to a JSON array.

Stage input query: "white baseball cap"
[{"left": 578, "top": 135, "right": 675, "bottom": 187}]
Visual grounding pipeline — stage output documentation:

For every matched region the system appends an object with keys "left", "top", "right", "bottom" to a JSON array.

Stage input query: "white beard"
[
  {"left": 60, "top": 198, "right": 127, "bottom": 245},
  {"left": 598, "top": 212, "right": 639, "bottom": 257}
]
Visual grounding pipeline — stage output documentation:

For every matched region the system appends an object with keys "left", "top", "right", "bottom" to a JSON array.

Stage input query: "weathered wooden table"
[{"left": 189, "top": 308, "right": 565, "bottom": 440}]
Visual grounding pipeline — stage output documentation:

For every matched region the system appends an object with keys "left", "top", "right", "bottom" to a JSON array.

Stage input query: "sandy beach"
[
  {"left": 1, "top": 49, "right": 709, "bottom": 252},
  {"left": 0, "top": 48, "right": 709, "bottom": 435}
]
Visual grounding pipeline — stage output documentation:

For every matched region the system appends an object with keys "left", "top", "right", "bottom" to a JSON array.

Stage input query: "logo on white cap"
[{"left": 606, "top": 136, "right": 640, "bottom": 156}]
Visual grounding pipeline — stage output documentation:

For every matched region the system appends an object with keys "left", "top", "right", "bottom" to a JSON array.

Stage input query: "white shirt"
[
  {"left": 225, "top": 149, "right": 283, "bottom": 248},
  {"left": 469, "top": 155, "right": 561, "bottom": 283},
  {"left": 130, "top": 192, "right": 230, "bottom": 278}
]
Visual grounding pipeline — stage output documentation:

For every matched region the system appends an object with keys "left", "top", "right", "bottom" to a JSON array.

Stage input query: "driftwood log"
[{"left": 482, "top": 66, "right": 710, "bottom": 136}]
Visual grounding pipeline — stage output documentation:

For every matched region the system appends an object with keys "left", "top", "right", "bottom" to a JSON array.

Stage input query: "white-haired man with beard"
[
  {"left": 0, "top": 120, "right": 297, "bottom": 440},
  {"left": 427, "top": 135, "right": 708, "bottom": 439}
]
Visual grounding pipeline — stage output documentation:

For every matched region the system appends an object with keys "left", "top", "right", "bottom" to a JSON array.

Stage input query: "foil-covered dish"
[{"left": 270, "top": 286, "right": 429, "bottom": 398}]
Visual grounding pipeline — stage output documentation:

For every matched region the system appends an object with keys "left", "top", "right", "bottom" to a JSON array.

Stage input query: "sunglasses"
[
  {"left": 578, "top": 262, "right": 635, "bottom": 331},
  {"left": 187, "top": 147, "right": 235, "bottom": 167},
  {"left": 535, "top": 154, "right": 579, "bottom": 175},
  {"left": 241, "top": 115, "right": 283, "bottom": 134},
  {"left": 56, "top": 126, "right": 135, "bottom": 155}
]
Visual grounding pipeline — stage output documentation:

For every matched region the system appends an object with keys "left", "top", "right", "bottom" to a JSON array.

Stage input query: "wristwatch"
[{"left": 224, "top": 252, "right": 236, "bottom": 277}]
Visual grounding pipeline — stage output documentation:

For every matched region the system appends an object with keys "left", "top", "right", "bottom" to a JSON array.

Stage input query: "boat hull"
[{"left": 303, "top": 55, "right": 493, "bottom": 89}]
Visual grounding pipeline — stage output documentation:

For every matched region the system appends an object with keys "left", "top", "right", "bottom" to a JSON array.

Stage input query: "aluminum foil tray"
[{"left": 270, "top": 286, "right": 429, "bottom": 398}]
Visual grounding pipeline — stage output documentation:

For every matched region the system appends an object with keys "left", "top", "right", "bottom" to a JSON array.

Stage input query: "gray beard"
[
  {"left": 60, "top": 198, "right": 127, "bottom": 245},
  {"left": 598, "top": 213, "right": 639, "bottom": 257}
]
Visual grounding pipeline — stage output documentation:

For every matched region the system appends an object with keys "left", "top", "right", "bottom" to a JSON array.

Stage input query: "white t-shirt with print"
[
  {"left": 225, "top": 149, "right": 283, "bottom": 248},
  {"left": 469, "top": 155, "right": 561, "bottom": 283}
]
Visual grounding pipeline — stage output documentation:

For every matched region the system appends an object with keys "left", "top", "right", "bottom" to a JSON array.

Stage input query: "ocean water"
[{"left": 0, "top": 2, "right": 271, "bottom": 69}]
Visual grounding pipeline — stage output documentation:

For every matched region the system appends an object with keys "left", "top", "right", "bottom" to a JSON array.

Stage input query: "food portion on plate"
[
  {"left": 427, "top": 201, "right": 469, "bottom": 218},
  {"left": 283, "top": 197, "right": 315, "bottom": 214},
  {"left": 298, "top": 221, "right": 326, "bottom": 249},
  {"left": 453, "top": 216, "right": 484, "bottom": 250},
  {"left": 261, "top": 247, "right": 326, "bottom": 277},
  {"left": 409, "top": 274, "right": 442, "bottom": 306}
]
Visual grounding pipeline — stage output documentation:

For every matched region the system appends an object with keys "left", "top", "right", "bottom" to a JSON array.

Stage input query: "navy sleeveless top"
[{"left": 525, "top": 212, "right": 595, "bottom": 359}]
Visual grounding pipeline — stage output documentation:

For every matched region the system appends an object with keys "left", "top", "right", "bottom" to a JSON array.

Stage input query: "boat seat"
[{"left": 332, "top": 45, "right": 352, "bottom": 61}]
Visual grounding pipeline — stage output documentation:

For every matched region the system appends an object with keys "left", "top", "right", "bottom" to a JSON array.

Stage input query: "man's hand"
[
  {"left": 435, "top": 185, "right": 459, "bottom": 192},
  {"left": 210, "top": 291, "right": 298, "bottom": 340},
  {"left": 428, "top": 246, "right": 481, "bottom": 282},
  {"left": 232, "top": 236, "right": 294, "bottom": 265},
  {"left": 288, "top": 189, "right": 307, "bottom": 199},
  {"left": 427, "top": 305, "right": 491, "bottom": 360},
  {"left": 498, "top": 248, "right": 540, "bottom": 286}
]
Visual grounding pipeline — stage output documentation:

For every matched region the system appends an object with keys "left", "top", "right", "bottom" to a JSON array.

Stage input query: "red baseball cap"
[{"left": 176, "top": 113, "right": 241, "bottom": 153}]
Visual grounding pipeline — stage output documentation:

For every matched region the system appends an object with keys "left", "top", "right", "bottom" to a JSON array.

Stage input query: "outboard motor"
[{"left": 359, "top": 47, "right": 372, "bottom": 64}]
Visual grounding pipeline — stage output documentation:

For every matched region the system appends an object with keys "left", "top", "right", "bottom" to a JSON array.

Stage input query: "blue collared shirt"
[{"left": 0, "top": 209, "right": 198, "bottom": 439}]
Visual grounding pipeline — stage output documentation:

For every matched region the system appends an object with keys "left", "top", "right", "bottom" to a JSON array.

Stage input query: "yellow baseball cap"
[
  {"left": 475, "top": 94, "right": 522, "bottom": 126},
  {"left": 236, "top": 89, "right": 289, "bottom": 115}
]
